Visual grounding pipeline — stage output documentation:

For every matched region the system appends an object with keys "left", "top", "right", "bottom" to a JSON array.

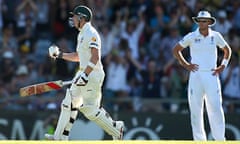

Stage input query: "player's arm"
[
  {"left": 172, "top": 44, "right": 189, "bottom": 67},
  {"left": 212, "top": 33, "right": 232, "bottom": 75},
  {"left": 216, "top": 32, "right": 232, "bottom": 68},
  {"left": 84, "top": 47, "right": 99, "bottom": 76},
  {"left": 73, "top": 47, "right": 99, "bottom": 86},
  {"left": 220, "top": 45, "right": 232, "bottom": 68},
  {"left": 60, "top": 52, "right": 79, "bottom": 62},
  {"left": 212, "top": 45, "right": 232, "bottom": 75},
  {"left": 173, "top": 43, "right": 198, "bottom": 72}
]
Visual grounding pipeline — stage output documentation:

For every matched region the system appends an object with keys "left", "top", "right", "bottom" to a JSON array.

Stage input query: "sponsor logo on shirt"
[
  {"left": 91, "top": 37, "right": 96, "bottom": 42},
  {"left": 210, "top": 36, "right": 214, "bottom": 44},
  {"left": 194, "top": 38, "right": 201, "bottom": 43}
]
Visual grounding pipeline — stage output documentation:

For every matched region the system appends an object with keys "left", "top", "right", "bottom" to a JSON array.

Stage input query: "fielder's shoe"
[
  {"left": 44, "top": 133, "right": 54, "bottom": 140},
  {"left": 112, "top": 121, "right": 124, "bottom": 140}
]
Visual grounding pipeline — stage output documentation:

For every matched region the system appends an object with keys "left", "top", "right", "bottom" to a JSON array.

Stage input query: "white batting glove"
[
  {"left": 49, "top": 45, "right": 61, "bottom": 58},
  {"left": 73, "top": 72, "right": 88, "bottom": 86}
]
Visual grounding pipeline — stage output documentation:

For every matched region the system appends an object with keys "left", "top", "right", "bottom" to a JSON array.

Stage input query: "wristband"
[
  {"left": 221, "top": 59, "right": 229, "bottom": 67},
  {"left": 88, "top": 61, "right": 95, "bottom": 68},
  {"left": 58, "top": 52, "right": 63, "bottom": 59}
]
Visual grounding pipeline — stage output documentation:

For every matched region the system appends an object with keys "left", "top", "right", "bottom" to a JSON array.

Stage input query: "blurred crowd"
[{"left": 0, "top": 0, "right": 240, "bottom": 113}]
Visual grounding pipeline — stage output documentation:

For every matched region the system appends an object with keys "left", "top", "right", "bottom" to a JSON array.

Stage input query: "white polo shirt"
[
  {"left": 179, "top": 28, "right": 228, "bottom": 70},
  {"left": 76, "top": 22, "right": 103, "bottom": 72}
]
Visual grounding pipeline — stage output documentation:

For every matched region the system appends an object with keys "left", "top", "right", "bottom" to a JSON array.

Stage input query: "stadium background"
[{"left": 0, "top": 0, "right": 240, "bottom": 141}]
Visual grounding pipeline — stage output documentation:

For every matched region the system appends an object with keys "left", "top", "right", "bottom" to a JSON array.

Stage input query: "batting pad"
[
  {"left": 53, "top": 89, "right": 72, "bottom": 140},
  {"left": 64, "top": 110, "right": 78, "bottom": 137},
  {"left": 79, "top": 106, "right": 122, "bottom": 138}
]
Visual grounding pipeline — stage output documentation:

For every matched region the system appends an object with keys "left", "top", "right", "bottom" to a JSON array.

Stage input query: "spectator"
[
  {"left": 214, "top": 10, "right": 232, "bottom": 37},
  {"left": 148, "top": 3, "right": 169, "bottom": 32},
  {"left": 35, "top": 0, "right": 50, "bottom": 33},
  {"left": 89, "top": 0, "right": 109, "bottom": 28},
  {"left": 0, "top": 51, "right": 17, "bottom": 83},
  {"left": 15, "top": 0, "right": 37, "bottom": 29},
  {"left": 127, "top": 49, "right": 164, "bottom": 112},
  {"left": 0, "top": 80, "right": 10, "bottom": 98},
  {"left": 53, "top": 0, "right": 71, "bottom": 38},
  {"left": 120, "top": 8, "right": 145, "bottom": 59},
  {"left": 225, "top": 28, "right": 240, "bottom": 55},
  {"left": 104, "top": 48, "right": 130, "bottom": 99},
  {"left": 99, "top": 23, "right": 115, "bottom": 59},
  {"left": 0, "top": 23, "right": 18, "bottom": 55},
  {"left": 232, "top": 1, "right": 240, "bottom": 32},
  {"left": 148, "top": 27, "right": 162, "bottom": 59},
  {"left": 165, "top": 59, "right": 188, "bottom": 112},
  {"left": 17, "top": 16, "right": 36, "bottom": 55},
  {"left": 0, "top": 0, "right": 8, "bottom": 33},
  {"left": 9, "top": 64, "right": 32, "bottom": 96},
  {"left": 160, "top": 26, "right": 182, "bottom": 62}
]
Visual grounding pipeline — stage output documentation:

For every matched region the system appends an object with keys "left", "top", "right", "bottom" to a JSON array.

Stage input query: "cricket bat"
[{"left": 19, "top": 80, "right": 72, "bottom": 97}]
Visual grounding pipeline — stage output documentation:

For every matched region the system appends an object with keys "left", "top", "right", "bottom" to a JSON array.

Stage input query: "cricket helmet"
[{"left": 70, "top": 5, "right": 92, "bottom": 22}]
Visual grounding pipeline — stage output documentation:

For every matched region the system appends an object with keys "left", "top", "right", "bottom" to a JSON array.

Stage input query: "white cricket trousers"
[
  {"left": 71, "top": 70, "right": 105, "bottom": 107},
  {"left": 188, "top": 71, "right": 225, "bottom": 140}
]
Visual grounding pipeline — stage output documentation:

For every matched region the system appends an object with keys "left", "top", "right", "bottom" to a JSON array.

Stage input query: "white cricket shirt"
[
  {"left": 76, "top": 22, "right": 103, "bottom": 71},
  {"left": 179, "top": 28, "right": 228, "bottom": 70}
]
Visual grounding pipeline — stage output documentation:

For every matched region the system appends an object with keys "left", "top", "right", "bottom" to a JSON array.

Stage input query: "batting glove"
[
  {"left": 49, "top": 45, "right": 62, "bottom": 59},
  {"left": 74, "top": 72, "right": 88, "bottom": 86}
]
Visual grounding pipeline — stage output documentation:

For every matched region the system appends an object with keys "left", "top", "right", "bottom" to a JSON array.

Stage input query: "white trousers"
[
  {"left": 70, "top": 70, "right": 105, "bottom": 107},
  {"left": 188, "top": 71, "right": 225, "bottom": 140}
]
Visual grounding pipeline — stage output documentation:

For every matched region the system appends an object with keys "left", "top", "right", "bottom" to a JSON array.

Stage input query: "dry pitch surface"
[{"left": 0, "top": 141, "right": 239, "bottom": 144}]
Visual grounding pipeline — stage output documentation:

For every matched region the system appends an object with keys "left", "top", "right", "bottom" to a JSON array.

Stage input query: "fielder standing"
[
  {"left": 45, "top": 5, "right": 124, "bottom": 140},
  {"left": 173, "top": 11, "right": 231, "bottom": 140}
]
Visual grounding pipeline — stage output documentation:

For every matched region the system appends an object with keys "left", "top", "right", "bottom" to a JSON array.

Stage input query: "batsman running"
[
  {"left": 45, "top": 5, "right": 124, "bottom": 140},
  {"left": 173, "top": 11, "right": 231, "bottom": 140}
]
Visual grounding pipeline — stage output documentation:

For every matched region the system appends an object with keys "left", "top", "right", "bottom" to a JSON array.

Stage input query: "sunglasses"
[{"left": 197, "top": 20, "right": 210, "bottom": 23}]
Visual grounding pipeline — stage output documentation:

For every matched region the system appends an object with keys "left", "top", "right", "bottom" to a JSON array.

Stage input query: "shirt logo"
[
  {"left": 194, "top": 38, "right": 201, "bottom": 43},
  {"left": 210, "top": 36, "right": 214, "bottom": 44},
  {"left": 91, "top": 37, "right": 96, "bottom": 42}
]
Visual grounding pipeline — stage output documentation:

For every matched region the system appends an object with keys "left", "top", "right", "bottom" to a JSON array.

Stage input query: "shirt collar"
[{"left": 195, "top": 28, "right": 213, "bottom": 37}]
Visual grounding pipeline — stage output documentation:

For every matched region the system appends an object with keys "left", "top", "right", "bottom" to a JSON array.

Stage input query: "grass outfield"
[{"left": 0, "top": 141, "right": 239, "bottom": 144}]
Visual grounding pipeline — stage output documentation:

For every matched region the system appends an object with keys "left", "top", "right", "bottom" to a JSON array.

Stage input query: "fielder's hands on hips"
[
  {"left": 211, "top": 65, "right": 225, "bottom": 76},
  {"left": 73, "top": 72, "right": 88, "bottom": 86},
  {"left": 49, "top": 45, "right": 61, "bottom": 58}
]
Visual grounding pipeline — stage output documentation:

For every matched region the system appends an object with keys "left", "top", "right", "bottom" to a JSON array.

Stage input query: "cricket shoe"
[
  {"left": 44, "top": 133, "right": 55, "bottom": 140},
  {"left": 112, "top": 121, "right": 124, "bottom": 140}
]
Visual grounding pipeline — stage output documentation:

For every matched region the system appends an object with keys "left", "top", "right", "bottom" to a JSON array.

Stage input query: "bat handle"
[{"left": 62, "top": 80, "right": 73, "bottom": 86}]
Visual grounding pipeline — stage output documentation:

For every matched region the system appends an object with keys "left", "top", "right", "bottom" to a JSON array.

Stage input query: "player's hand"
[
  {"left": 73, "top": 72, "right": 88, "bottom": 86},
  {"left": 49, "top": 45, "right": 60, "bottom": 59},
  {"left": 211, "top": 65, "right": 225, "bottom": 76},
  {"left": 183, "top": 63, "right": 199, "bottom": 72}
]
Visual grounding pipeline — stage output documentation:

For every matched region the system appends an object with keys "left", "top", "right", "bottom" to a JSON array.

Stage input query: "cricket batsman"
[{"left": 45, "top": 5, "right": 124, "bottom": 140}]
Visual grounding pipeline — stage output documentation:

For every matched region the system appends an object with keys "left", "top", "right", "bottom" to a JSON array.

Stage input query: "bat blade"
[{"left": 19, "top": 80, "right": 64, "bottom": 97}]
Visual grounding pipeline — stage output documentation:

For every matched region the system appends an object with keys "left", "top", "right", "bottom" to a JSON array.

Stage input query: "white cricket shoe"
[
  {"left": 112, "top": 121, "right": 124, "bottom": 140},
  {"left": 44, "top": 133, "right": 55, "bottom": 140}
]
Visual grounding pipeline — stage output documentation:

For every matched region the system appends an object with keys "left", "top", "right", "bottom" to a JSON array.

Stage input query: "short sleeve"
[
  {"left": 215, "top": 32, "right": 228, "bottom": 49},
  {"left": 89, "top": 34, "right": 100, "bottom": 49},
  {"left": 179, "top": 32, "right": 192, "bottom": 48}
]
